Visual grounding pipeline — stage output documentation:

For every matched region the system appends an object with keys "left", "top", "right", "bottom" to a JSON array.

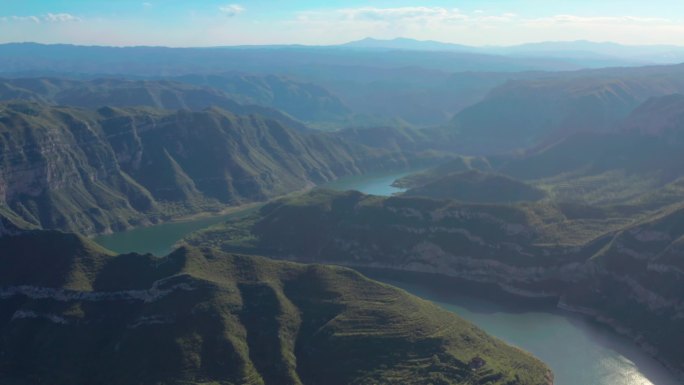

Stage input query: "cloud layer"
[
  {"left": 219, "top": 4, "right": 245, "bottom": 17},
  {"left": 1, "top": 13, "right": 80, "bottom": 23}
]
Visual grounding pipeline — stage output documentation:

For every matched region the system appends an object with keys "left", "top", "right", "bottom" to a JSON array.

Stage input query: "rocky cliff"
[{"left": 0, "top": 102, "right": 420, "bottom": 235}]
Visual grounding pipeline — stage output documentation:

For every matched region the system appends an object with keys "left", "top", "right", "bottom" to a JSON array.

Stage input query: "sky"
[{"left": 1, "top": 0, "right": 684, "bottom": 47}]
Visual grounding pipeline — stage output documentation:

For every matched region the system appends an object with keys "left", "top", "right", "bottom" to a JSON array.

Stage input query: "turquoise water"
[
  {"left": 93, "top": 169, "right": 680, "bottom": 385},
  {"left": 321, "top": 168, "right": 419, "bottom": 196},
  {"left": 382, "top": 280, "right": 679, "bottom": 385},
  {"left": 95, "top": 169, "right": 414, "bottom": 256}
]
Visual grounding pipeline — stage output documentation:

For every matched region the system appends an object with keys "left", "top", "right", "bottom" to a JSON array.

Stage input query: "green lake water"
[
  {"left": 94, "top": 208, "right": 257, "bottom": 256},
  {"left": 93, "top": 169, "right": 680, "bottom": 385}
]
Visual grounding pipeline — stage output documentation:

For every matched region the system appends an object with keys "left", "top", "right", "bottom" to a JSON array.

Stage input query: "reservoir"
[
  {"left": 94, "top": 207, "right": 258, "bottom": 257},
  {"left": 94, "top": 169, "right": 680, "bottom": 385},
  {"left": 374, "top": 277, "right": 679, "bottom": 385},
  {"left": 320, "top": 168, "right": 416, "bottom": 196}
]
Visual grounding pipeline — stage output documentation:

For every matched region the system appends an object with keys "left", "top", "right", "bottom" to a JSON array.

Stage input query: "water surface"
[
  {"left": 95, "top": 168, "right": 415, "bottom": 256},
  {"left": 380, "top": 279, "right": 679, "bottom": 385},
  {"left": 93, "top": 168, "right": 680, "bottom": 385},
  {"left": 321, "top": 168, "right": 420, "bottom": 196},
  {"left": 94, "top": 208, "right": 256, "bottom": 256}
]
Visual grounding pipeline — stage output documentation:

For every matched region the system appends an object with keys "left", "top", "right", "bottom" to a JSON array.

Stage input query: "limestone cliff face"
[{"left": 0, "top": 102, "right": 417, "bottom": 235}]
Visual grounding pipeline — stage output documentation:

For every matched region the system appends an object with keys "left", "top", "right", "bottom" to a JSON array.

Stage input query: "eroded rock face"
[
  {"left": 184, "top": 190, "right": 684, "bottom": 379},
  {"left": 0, "top": 102, "right": 423, "bottom": 235}
]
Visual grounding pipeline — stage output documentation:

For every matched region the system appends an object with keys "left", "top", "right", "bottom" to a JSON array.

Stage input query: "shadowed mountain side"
[
  {"left": 438, "top": 64, "right": 684, "bottom": 154},
  {"left": 173, "top": 74, "right": 351, "bottom": 124},
  {"left": 0, "top": 231, "right": 552, "bottom": 385},
  {"left": 0, "top": 101, "right": 431, "bottom": 235},
  {"left": 490, "top": 94, "right": 684, "bottom": 205},
  {"left": 0, "top": 77, "right": 309, "bottom": 131}
]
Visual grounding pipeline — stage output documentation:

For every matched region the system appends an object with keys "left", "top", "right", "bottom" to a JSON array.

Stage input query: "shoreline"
[
  {"left": 86, "top": 202, "right": 262, "bottom": 239},
  {"left": 355, "top": 266, "right": 684, "bottom": 383}
]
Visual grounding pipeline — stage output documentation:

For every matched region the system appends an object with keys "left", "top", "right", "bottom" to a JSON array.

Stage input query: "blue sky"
[{"left": 1, "top": 0, "right": 683, "bottom": 46}]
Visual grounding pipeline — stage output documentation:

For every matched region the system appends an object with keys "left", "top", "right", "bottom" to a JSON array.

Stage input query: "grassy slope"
[{"left": 0, "top": 231, "right": 551, "bottom": 385}]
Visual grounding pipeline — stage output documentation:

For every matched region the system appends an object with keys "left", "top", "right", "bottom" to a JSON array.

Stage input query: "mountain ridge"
[
  {"left": 0, "top": 101, "right": 431, "bottom": 235},
  {"left": 0, "top": 230, "right": 553, "bottom": 385}
]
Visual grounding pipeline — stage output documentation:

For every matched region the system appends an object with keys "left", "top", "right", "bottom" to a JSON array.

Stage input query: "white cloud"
[
  {"left": 44, "top": 13, "right": 81, "bottom": 23},
  {"left": 0, "top": 13, "right": 80, "bottom": 24},
  {"left": 2, "top": 5, "right": 684, "bottom": 47},
  {"left": 299, "top": 7, "right": 469, "bottom": 24},
  {"left": 219, "top": 4, "right": 244, "bottom": 17},
  {"left": 523, "top": 14, "right": 671, "bottom": 27},
  {"left": 142, "top": 2, "right": 153, "bottom": 8},
  {"left": 0, "top": 15, "right": 41, "bottom": 23},
  {"left": 288, "top": 6, "right": 684, "bottom": 46},
  {"left": 338, "top": 7, "right": 466, "bottom": 22}
]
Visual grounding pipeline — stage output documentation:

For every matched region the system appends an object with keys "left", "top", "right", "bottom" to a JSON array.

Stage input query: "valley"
[
  {"left": 3, "top": 26, "right": 684, "bottom": 385},
  {"left": 1, "top": 231, "right": 552, "bottom": 385},
  {"left": 95, "top": 172, "right": 680, "bottom": 385}
]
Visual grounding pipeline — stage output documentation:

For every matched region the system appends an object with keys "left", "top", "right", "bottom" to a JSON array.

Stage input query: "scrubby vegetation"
[{"left": 0, "top": 231, "right": 552, "bottom": 385}]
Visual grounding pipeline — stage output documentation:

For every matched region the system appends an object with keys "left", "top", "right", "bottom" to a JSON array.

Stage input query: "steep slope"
[
  {"left": 441, "top": 64, "right": 684, "bottom": 154},
  {"left": 620, "top": 93, "right": 684, "bottom": 138},
  {"left": 0, "top": 101, "right": 156, "bottom": 234},
  {"left": 0, "top": 230, "right": 552, "bottom": 385},
  {"left": 184, "top": 189, "right": 684, "bottom": 378},
  {"left": 0, "top": 77, "right": 308, "bottom": 131},
  {"left": 561, "top": 206, "right": 684, "bottom": 377},
  {"left": 0, "top": 101, "right": 419, "bottom": 235},
  {"left": 174, "top": 74, "right": 351, "bottom": 124},
  {"left": 495, "top": 94, "right": 684, "bottom": 204}
]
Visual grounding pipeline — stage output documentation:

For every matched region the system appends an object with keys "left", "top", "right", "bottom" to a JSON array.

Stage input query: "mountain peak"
[{"left": 341, "top": 37, "right": 474, "bottom": 52}]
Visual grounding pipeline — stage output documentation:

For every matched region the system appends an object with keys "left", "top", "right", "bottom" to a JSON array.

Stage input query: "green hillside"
[
  {"left": 0, "top": 231, "right": 552, "bottom": 385},
  {"left": 184, "top": 189, "right": 684, "bottom": 376},
  {"left": 0, "top": 101, "right": 426, "bottom": 235},
  {"left": 402, "top": 170, "right": 545, "bottom": 203}
]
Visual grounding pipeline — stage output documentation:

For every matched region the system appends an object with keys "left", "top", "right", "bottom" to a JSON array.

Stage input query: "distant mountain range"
[
  {"left": 438, "top": 62, "right": 684, "bottom": 154},
  {"left": 0, "top": 76, "right": 352, "bottom": 128},
  {"left": 342, "top": 38, "right": 684, "bottom": 64},
  {"left": 4, "top": 40, "right": 681, "bottom": 129}
]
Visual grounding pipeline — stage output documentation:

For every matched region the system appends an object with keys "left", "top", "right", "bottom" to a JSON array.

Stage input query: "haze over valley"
[{"left": 2, "top": 1, "right": 684, "bottom": 384}]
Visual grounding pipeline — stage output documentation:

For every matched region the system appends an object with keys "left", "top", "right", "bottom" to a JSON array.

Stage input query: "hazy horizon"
[
  {"left": 1, "top": 0, "right": 684, "bottom": 47},
  {"left": 2, "top": 37, "right": 684, "bottom": 50}
]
